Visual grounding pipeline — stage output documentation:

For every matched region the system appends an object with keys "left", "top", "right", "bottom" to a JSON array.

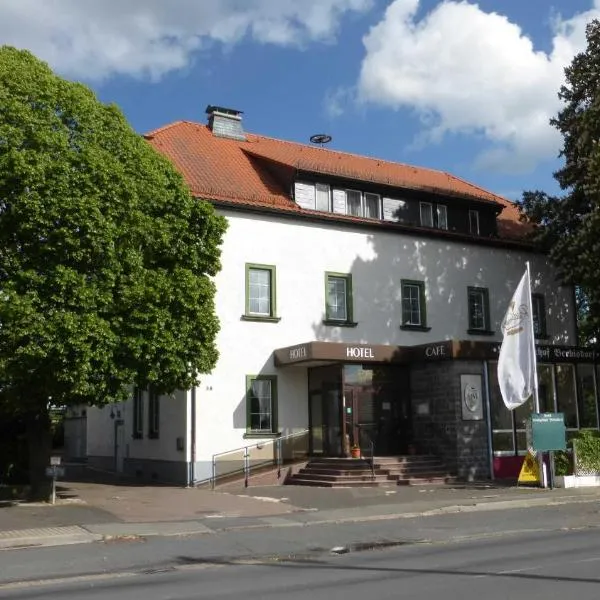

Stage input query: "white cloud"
[
  {"left": 0, "top": 0, "right": 372, "bottom": 81},
  {"left": 357, "top": 0, "right": 600, "bottom": 173},
  {"left": 324, "top": 86, "right": 357, "bottom": 117}
]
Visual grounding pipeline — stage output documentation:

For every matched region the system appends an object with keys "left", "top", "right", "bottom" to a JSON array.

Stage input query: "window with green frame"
[
  {"left": 467, "top": 286, "right": 494, "bottom": 334},
  {"left": 243, "top": 263, "right": 279, "bottom": 322},
  {"left": 323, "top": 272, "right": 357, "bottom": 326},
  {"left": 400, "top": 279, "right": 429, "bottom": 330},
  {"left": 245, "top": 375, "right": 278, "bottom": 437},
  {"left": 132, "top": 387, "right": 143, "bottom": 439}
]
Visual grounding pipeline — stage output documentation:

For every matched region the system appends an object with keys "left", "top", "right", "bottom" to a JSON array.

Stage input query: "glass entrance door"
[
  {"left": 308, "top": 363, "right": 411, "bottom": 457},
  {"left": 344, "top": 364, "right": 411, "bottom": 456},
  {"left": 308, "top": 365, "right": 344, "bottom": 456},
  {"left": 344, "top": 385, "right": 376, "bottom": 455}
]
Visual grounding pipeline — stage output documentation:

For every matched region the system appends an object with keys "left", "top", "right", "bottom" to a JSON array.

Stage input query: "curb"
[
  {"left": 0, "top": 526, "right": 101, "bottom": 550},
  {"left": 0, "top": 493, "right": 598, "bottom": 551}
]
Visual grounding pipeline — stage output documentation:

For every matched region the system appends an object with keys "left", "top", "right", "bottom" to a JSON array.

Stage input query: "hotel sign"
[
  {"left": 288, "top": 345, "right": 308, "bottom": 360},
  {"left": 345, "top": 346, "right": 376, "bottom": 359},
  {"left": 274, "top": 341, "right": 407, "bottom": 366}
]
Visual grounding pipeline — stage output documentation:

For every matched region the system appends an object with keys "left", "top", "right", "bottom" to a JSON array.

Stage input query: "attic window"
[
  {"left": 420, "top": 202, "right": 447, "bottom": 229},
  {"left": 294, "top": 181, "right": 402, "bottom": 223},
  {"left": 469, "top": 210, "right": 480, "bottom": 235},
  {"left": 316, "top": 183, "right": 330, "bottom": 211}
]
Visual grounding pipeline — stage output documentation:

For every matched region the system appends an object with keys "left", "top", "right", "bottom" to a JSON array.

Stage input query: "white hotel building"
[{"left": 66, "top": 106, "right": 599, "bottom": 485}]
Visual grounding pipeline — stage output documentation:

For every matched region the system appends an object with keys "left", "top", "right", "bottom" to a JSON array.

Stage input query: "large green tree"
[
  {"left": 0, "top": 47, "right": 227, "bottom": 497},
  {"left": 521, "top": 20, "right": 600, "bottom": 344}
]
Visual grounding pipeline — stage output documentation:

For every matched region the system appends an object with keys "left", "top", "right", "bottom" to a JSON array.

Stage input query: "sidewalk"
[{"left": 1, "top": 478, "right": 600, "bottom": 550}]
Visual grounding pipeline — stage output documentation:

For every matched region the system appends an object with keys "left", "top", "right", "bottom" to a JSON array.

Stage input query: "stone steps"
[
  {"left": 286, "top": 478, "right": 384, "bottom": 488},
  {"left": 286, "top": 455, "right": 454, "bottom": 488},
  {"left": 396, "top": 476, "right": 455, "bottom": 486}
]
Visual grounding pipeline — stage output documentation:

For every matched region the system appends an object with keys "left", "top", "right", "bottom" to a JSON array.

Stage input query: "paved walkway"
[{"left": 1, "top": 478, "right": 600, "bottom": 550}]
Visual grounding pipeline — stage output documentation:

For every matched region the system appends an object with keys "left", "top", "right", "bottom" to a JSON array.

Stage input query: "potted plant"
[{"left": 351, "top": 444, "right": 361, "bottom": 459}]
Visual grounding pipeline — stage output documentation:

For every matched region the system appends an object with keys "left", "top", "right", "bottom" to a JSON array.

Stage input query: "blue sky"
[{"left": 2, "top": 0, "right": 599, "bottom": 201}]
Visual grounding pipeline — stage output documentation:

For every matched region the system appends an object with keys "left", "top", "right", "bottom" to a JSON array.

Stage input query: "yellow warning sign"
[{"left": 518, "top": 451, "right": 540, "bottom": 485}]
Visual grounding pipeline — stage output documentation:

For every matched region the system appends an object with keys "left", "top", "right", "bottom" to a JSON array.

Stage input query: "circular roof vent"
[{"left": 309, "top": 134, "right": 332, "bottom": 145}]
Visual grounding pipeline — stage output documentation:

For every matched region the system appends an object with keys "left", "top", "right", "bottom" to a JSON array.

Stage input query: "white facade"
[
  {"left": 80, "top": 207, "right": 577, "bottom": 484},
  {"left": 192, "top": 209, "right": 575, "bottom": 477},
  {"left": 85, "top": 389, "right": 190, "bottom": 481}
]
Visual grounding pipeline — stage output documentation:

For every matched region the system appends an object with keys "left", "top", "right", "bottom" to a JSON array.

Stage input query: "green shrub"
[
  {"left": 573, "top": 430, "right": 600, "bottom": 473},
  {"left": 554, "top": 450, "right": 573, "bottom": 476}
]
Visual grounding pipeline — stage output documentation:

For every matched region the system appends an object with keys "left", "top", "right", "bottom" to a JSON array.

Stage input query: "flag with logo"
[{"left": 498, "top": 270, "right": 536, "bottom": 410}]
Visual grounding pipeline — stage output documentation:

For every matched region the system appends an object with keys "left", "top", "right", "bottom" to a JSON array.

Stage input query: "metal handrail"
[
  {"left": 210, "top": 429, "right": 309, "bottom": 490},
  {"left": 356, "top": 423, "right": 376, "bottom": 480}
]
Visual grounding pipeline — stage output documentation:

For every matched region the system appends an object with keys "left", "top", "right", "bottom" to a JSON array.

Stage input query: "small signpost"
[
  {"left": 45, "top": 456, "right": 65, "bottom": 505},
  {"left": 530, "top": 413, "right": 566, "bottom": 489},
  {"left": 531, "top": 413, "right": 567, "bottom": 452}
]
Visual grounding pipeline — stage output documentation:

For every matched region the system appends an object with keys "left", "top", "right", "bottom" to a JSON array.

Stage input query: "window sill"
[
  {"left": 243, "top": 432, "right": 281, "bottom": 440},
  {"left": 148, "top": 433, "right": 159, "bottom": 440},
  {"left": 132, "top": 434, "right": 143, "bottom": 440},
  {"left": 322, "top": 319, "right": 358, "bottom": 328},
  {"left": 241, "top": 315, "right": 281, "bottom": 323},
  {"left": 400, "top": 324, "right": 431, "bottom": 332},
  {"left": 467, "top": 329, "right": 496, "bottom": 336}
]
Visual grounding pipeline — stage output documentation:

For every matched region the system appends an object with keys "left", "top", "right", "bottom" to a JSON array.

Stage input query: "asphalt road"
[{"left": 2, "top": 526, "right": 600, "bottom": 599}]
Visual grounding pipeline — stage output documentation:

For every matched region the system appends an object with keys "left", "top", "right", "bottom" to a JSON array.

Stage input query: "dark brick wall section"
[{"left": 410, "top": 360, "right": 491, "bottom": 480}]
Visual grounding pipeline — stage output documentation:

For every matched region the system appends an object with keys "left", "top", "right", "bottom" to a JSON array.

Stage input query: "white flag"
[{"left": 497, "top": 270, "right": 536, "bottom": 410}]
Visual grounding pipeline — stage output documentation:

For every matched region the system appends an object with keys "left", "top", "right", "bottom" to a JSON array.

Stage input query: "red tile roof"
[{"left": 144, "top": 120, "right": 529, "bottom": 241}]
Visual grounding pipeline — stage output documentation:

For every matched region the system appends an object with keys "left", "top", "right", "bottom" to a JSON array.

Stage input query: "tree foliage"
[
  {"left": 0, "top": 47, "right": 227, "bottom": 492},
  {"left": 521, "top": 20, "right": 600, "bottom": 343}
]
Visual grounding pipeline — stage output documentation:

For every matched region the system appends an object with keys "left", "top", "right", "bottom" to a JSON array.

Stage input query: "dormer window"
[
  {"left": 420, "top": 202, "right": 447, "bottom": 229},
  {"left": 420, "top": 202, "right": 433, "bottom": 227},
  {"left": 316, "top": 183, "right": 330, "bottom": 211},
  {"left": 364, "top": 193, "right": 380, "bottom": 219},
  {"left": 294, "top": 182, "right": 383, "bottom": 220},
  {"left": 346, "top": 190, "right": 362, "bottom": 216},
  {"left": 437, "top": 205, "right": 448, "bottom": 230},
  {"left": 469, "top": 210, "right": 480, "bottom": 235},
  {"left": 293, "top": 181, "right": 493, "bottom": 236}
]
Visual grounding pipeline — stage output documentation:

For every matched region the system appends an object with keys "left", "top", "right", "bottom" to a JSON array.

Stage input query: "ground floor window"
[
  {"left": 245, "top": 375, "right": 278, "bottom": 436},
  {"left": 488, "top": 361, "right": 599, "bottom": 455}
]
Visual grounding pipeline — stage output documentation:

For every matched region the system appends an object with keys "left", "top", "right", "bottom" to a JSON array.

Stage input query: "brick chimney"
[{"left": 205, "top": 105, "right": 245, "bottom": 141}]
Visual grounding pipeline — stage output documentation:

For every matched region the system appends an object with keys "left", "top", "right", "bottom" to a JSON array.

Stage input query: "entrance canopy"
[
  {"left": 274, "top": 341, "right": 409, "bottom": 368},
  {"left": 273, "top": 340, "right": 599, "bottom": 368},
  {"left": 274, "top": 340, "right": 458, "bottom": 368}
]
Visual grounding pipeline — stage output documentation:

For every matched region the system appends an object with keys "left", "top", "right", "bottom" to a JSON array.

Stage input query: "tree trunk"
[{"left": 25, "top": 408, "right": 52, "bottom": 501}]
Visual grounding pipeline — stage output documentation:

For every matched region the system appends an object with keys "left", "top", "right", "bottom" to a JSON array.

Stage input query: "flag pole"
[
  {"left": 526, "top": 261, "right": 546, "bottom": 487},
  {"left": 526, "top": 261, "right": 540, "bottom": 414}
]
